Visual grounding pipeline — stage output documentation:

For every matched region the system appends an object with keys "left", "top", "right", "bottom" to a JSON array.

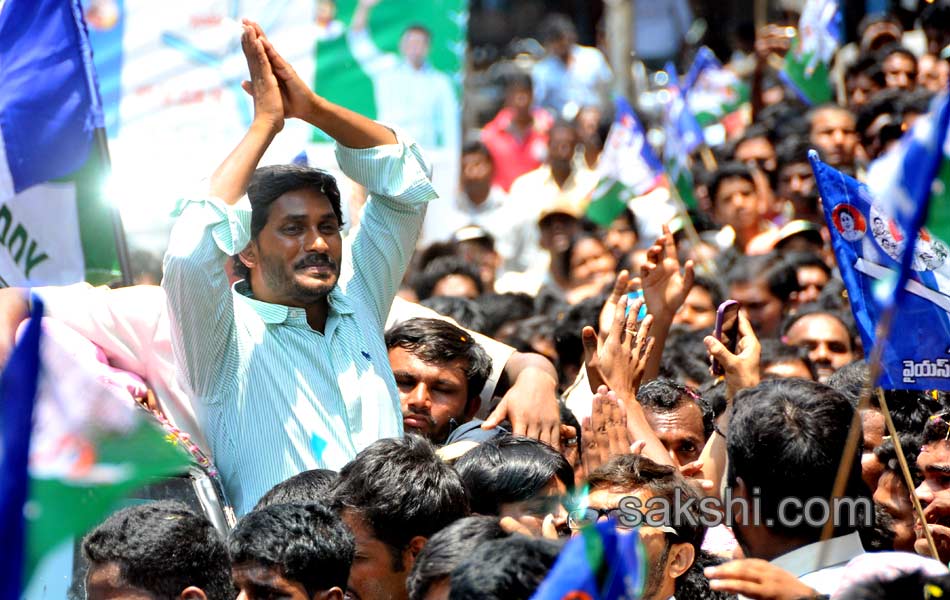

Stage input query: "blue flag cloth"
[
  {"left": 531, "top": 520, "right": 646, "bottom": 600},
  {"left": 811, "top": 140, "right": 950, "bottom": 389},
  {"left": 0, "top": 0, "right": 104, "bottom": 197},
  {"left": 663, "top": 63, "right": 705, "bottom": 158},
  {"left": 683, "top": 46, "right": 721, "bottom": 93},
  {"left": 0, "top": 296, "right": 44, "bottom": 600}
]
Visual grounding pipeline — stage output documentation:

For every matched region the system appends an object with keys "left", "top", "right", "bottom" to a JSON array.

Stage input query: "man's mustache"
[{"left": 295, "top": 254, "right": 337, "bottom": 270}]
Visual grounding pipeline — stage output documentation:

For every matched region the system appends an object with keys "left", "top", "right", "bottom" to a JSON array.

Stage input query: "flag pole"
[
  {"left": 817, "top": 306, "right": 939, "bottom": 561},
  {"left": 93, "top": 128, "right": 133, "bottom": 287},
  {"left": 877, "top": 387, "right": 940, "bottom": 560}
]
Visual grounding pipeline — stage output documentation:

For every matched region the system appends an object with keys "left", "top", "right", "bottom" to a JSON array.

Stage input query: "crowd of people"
[{"left": 9, "top": 2, "right": 950, "bottom": 599}]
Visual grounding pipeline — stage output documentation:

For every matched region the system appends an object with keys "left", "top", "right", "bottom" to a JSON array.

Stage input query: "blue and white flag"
[
  {"left": 0, "top": 296, "right": 43, "bottom": 600},
  {"left": 663, "top": 63, "right": 704, "bottom": 158},
  {"left": 0, "top": 0, "right": 121, "bottom": 286},
  {"left": 811, "top": 91, "right": 950, "bottom": 388},
  {"left": 531, "top": 520, "right": 645, "bottom": 600}
]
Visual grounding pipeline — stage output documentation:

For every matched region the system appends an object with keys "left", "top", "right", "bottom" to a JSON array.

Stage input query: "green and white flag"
[
  {"left": 782, "top": 0, "right": 841, "bottom": 105},
  {"left": 587, "top": 98, "right": 665, "bottom": 227},
  {"left": 24, "top": 318, "right": 191, "bottom": 582}
]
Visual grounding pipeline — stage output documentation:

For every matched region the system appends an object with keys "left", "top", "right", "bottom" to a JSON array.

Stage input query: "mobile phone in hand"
[
  {"left": 625, "top": 290, "right": 648, "bottom": 322},
  {"left": 711, "top": 300, "right": 740, "bottom": 376}
]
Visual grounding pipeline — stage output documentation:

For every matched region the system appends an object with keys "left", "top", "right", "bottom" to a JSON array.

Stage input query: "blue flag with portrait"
[{"left": 811, "top": 142, "right": 950, "bottom": 390}]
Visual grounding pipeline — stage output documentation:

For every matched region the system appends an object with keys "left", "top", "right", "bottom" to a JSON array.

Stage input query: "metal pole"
[{"left": 93, "top": 128, "right": 133, "bottom": 287}]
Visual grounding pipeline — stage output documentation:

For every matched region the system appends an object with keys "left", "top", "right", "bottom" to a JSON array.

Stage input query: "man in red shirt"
[{"left": 481, "top": 72, "right": 553, "bottom": 191}]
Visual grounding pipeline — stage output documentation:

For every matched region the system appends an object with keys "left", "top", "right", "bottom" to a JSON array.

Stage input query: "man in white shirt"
[{"left": 531, "top": 14, "right": 612, "bottom": 118}]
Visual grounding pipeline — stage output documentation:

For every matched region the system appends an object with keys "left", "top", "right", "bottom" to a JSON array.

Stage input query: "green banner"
[{"left": 312, "top": 0, "right": 467, "bottom": 150}]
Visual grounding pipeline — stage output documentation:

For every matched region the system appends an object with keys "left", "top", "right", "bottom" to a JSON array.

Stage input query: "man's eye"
[
  {"left": 319, "top": 223, "right": 339, "bottom": 234},
  {"left": 282, "top": 225, "right": 302, "bottom": 234}
]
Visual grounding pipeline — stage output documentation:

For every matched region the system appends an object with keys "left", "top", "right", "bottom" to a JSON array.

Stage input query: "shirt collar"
[
  {"left": 457, "top": 186, "right": 506, "bottom": 212},
  {"left": 233, "top": 280, "right": 354, "bottom": 326},
  {"left": 770, "top": 531, "right": 865, "bottom": 578}
]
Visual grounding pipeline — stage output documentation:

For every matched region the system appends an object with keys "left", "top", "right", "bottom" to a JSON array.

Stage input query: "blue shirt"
[{"left": 162, "top": 132, "right": 437, "bottom": 514}]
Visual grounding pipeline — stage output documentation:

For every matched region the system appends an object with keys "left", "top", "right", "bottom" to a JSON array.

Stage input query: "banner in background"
[{"left": 84, "top": 0, "right": 467, "bottom": 247}]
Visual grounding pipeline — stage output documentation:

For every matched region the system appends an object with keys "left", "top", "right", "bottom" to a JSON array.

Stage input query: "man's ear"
[
  {"left": 314, "top": 587, "right": 345, "bottom": 600},
  {"left": 402, "top": 535, "right": 429, "bottom": 571},
  {"left": 239, "top": 241, "right": 259, "bottom": 271},
  {"left": 178, "top": 587, "right": 208, "bottom": 600},
  {"left": 666, "top": 542, "right": 695, "bottom": 581}
]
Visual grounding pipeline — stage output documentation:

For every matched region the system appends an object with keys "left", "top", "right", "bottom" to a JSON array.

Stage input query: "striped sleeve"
[
  {"left": 161, "top": 197, "right": 248, "bottom": 400},
  {"left": 335, "top": 131, "right": 439, "bottom": 326}
]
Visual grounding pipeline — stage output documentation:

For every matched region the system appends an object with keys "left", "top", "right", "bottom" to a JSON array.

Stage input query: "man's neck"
[
  {"left": 550, "top": 163, "right": 572, "bottom": 188},
  {"left": 305, "top": 300, "right": 330, "bottom": 333},
  {"left": 463, "top": 183, "right": 491, "bottom": 207},
  {"left": 743, "top": 531, "right": 817, "bottom": 562}
]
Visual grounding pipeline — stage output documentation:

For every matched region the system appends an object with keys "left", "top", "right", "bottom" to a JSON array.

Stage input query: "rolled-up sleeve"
[
  {"left": 335, "top": 132, "right": 438, "bottom": 326},
  {"left": 162, "top": 197, "right": 249, "bottom": 400}
]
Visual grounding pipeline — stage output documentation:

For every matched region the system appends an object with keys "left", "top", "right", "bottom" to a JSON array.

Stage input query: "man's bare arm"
[{"left": 211, "top": 24, "right": 285, "bottom": 205}]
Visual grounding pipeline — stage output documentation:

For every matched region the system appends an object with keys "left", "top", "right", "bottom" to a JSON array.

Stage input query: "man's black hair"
[
  {"left": 698, "top": 377, "right": 728, "bottom": 419},
  {"left": 474, "top": 293, "right": 536, "bottom": 337},
  {"left": 780, "top": 302, "right": 857, "bottom": 345},
  {"left": 758, "top": 339, "right": 817, "bottom": 381},
  {"left": 502, "top": 70, "right": 534, "bottom": 92},
  {"left": 420, "top": 296, "right": 489, "bottom": 332},
  {"left": 783, "top": 250, "right": 831, "bottom": 276},
  {"left": 588, "top": 454, "right": 707, "bottom": 552},
  {"left": 726, "top": 252, "right": 801, "bottom": 304},
  {"left": 560, "top": 233, "right": 613, "bottom": 284},
  {"left": 254, "top": 469, "right": 338, "bottom": 510},
  {"left": 385, "top": 317, "right": 493, "bottom": 404},
  {"left": 414, "top": 256, "right": 485, "bottom": 301},
  {"left": 826, "top": 359, "right": 868, "bottom": 407},
  {"left": 406, "top": 516, "right": 509, "bottom": 600},
  {"left": 876, "top": 43, "right": 918, "bottom": 68},
  {"left": 856, "top": 88, "right": 906, "bottom": 147},
  {"left": 676, "top": 551, "right": 735, "bottom": 600},
  {"left": 613, "top": 206, "right": 640, "bottom": 239},
  {"left": 537, "top": 13, "right": 576, "bottom": 44},
  {"left": 775, "top": 135, "right": 812, "bottom": 170},
  {"left": 461, "top": 139, "right": 492, "bottom": 161},
  {"left": 692, "top": 275, "right": 726, "bottom": 312},
  {"left": 708, "top": 162, "right": 755, "bottom": 206},
  {"left": 846, "top": 52, "right": 886, "bottom": 86},
  {"left": 232, "top": 164, "right": 344, "bottom": 281},
  {"left": 553, "top": 295, "right": 605, "bottom": 385},
  {"left": 229, "top": 501, "right": 354, "bottom": 595},
  {"left": 658, "top": 327, "right": 714, "bottom": 385},
  {"left": 330, "top": 435, "right": 470, "bottom": 567},
  {"left": 447, "top": 536, "right": 561, "bottom": 600},
  {"left": 638, "top": 379, "right": 714, "bottom": 441},
  {"left": 727, "top": 379, "right": 872, "bottom": 541},
  {"left": 82, "top": 501, "right": 233, "bottom": 600},
  {"left": 453, "top": 435, "right": 574, "bottom": 515}
]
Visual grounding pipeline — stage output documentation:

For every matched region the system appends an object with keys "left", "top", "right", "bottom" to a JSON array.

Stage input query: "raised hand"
[
  {"left": 703, "top": 311, "right": 761, "bottom": 400},
  {"left": 240, "top": 24, "right": 283, "bottom": 134},
  {"left": 638, "top": 224, "right": 695, "bottom": 321},
  {"left": 582, "top": 291, "right": 655, "bottom": 400},
  {"left": 580, "top": 387, "right": 641, "bottom": 476},
  {"left": 241, "top": 19, "right": 317, "bottom": 122}
]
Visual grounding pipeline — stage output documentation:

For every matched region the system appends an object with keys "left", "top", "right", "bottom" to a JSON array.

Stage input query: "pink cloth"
[
  {"left": 18, "top": 317, "right": 148, "bottom": 401},
  {"left": 481, "top": 107, "right": 553, "bottom": 191}
]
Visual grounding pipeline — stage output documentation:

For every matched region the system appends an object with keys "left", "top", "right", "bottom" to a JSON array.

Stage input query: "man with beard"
[
  {"left": 570, "top": 454, "right": 709, "bottom": 600},
  {"left": 781, "top": 307, "right": 856, "bottom": 383},
  {"left": 385, "top": 318, "right": 496, "bottom": 445},
  {"left": 162, "top": 22, "right": 438, "bottom": 514}
]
